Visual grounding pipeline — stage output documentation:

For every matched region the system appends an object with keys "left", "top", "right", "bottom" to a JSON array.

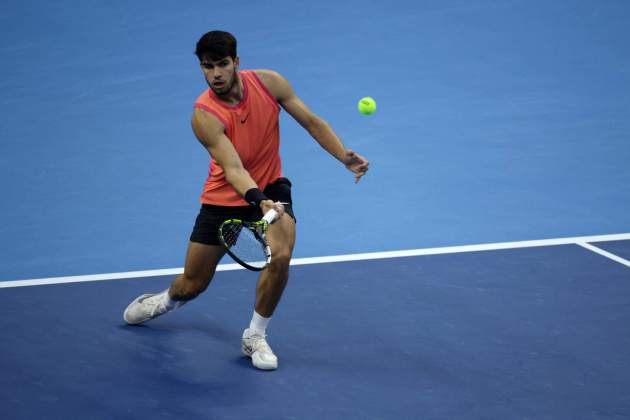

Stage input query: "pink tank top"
[{"left": 193, "top": 70, "right": 282, "bottom": 206}]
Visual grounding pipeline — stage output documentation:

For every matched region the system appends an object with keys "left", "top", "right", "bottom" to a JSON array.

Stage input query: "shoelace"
[
  {"left": 142, "top": 295, "right": 167, "bottom": 317},
  {"left": 249, "top": 333, "right": 273, "bottom": 354}
]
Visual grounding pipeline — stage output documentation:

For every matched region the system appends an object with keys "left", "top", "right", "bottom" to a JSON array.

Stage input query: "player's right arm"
[
  {"left": 191, "top": 108, "right": 284, "bottom": 216},
  {"left": 192, "top": 108, "right": 257, "bottom": 195}
]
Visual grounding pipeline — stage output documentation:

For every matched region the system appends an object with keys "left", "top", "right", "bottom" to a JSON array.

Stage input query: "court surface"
[
  {"left": 2, "top": 0, "right": 630, "bottom": 419},
  {"left": 2, "top": 236, "right": 630, "bottom": 419}
]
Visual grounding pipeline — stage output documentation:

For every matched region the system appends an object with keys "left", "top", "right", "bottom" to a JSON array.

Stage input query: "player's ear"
[{"left": 233, "top": 56, "right": 240, "bottom": 70}]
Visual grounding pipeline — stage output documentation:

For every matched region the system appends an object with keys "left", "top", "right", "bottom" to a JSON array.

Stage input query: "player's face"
[{"left": 200, "top": 56, "right": 239, "bottom": 96}]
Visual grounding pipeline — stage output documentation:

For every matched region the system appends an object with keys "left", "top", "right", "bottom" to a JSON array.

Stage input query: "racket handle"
[{"left": 262, "top": 209, "right": 278, "bottom": 224}]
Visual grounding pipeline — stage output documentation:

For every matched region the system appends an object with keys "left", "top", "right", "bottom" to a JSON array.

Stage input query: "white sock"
[
  {"left": 160, "top": 289, "right": 183, "bottom": 310},
  {"left": 249, "top": 311, "right": 271, "bottom": 334}
]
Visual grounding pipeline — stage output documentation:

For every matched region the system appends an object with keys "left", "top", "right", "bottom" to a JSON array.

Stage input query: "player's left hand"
[{"left": 343, "top": 149, "right": 369, "bottom": 183}]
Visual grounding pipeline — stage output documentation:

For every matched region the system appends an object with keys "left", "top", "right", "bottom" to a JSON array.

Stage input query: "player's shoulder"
[
  {"left": 251, "top": 69, "right": 284, "bottom": 82},
  {"left": 251, "top": 69, "right": 290, "bottom": 99},
  {"left": 192, "top": 105, "right": 225, "bottom": 134}
]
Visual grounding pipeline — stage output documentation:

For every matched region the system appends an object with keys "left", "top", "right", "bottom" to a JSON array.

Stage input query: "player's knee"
[
  {"left": 268, "top": 250, "right": 291, "bottom": 273},
  {"left": 176, "top": 272, "right": 211, "bottom": 300}
]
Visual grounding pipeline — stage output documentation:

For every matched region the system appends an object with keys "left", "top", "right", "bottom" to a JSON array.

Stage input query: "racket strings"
[
  {"left": 222, "top": 224, "right": 243, "bottom": 247},
  {"left": 221, "top": 223, "right": 268, "bottom": 269}
]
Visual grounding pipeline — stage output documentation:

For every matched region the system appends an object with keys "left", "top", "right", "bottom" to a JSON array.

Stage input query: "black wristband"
[{"left": 244, "top": 188, "right": 268, "bottom": 207}]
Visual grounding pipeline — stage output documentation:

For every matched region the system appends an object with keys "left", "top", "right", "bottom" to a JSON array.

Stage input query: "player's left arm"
[{"left": 256, "top": 70, "right": 369, "bottom": 183}]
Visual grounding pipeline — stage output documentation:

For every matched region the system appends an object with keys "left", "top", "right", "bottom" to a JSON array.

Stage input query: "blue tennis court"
[
  {"left": 2, "top": 0, "right": 630, "bottom": 418},
  {"left": 2, "top": 240, "right": 630, "bottom": 419}
]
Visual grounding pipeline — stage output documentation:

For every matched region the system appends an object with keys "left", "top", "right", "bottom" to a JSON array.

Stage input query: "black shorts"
[{"left": 190, "top": 177, "right": 295, "bottom": 246}]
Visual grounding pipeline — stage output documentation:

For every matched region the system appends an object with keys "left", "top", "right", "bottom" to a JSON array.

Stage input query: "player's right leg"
[
  {"left": 123, "top": 242, "right": 225, "bottom": 325},
  {"left": 169, "top": 241, "right": 225, "bottom": 300}
]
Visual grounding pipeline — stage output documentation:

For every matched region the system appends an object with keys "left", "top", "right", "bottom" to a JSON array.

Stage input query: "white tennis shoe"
[
  {"left": 241, "top": 328, "right": 278, "bottom": 370},
  {"left": 123, "top": 292, "right": 170, "bottom": 325}
]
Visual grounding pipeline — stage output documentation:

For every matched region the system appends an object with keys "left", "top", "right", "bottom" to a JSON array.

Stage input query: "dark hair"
[{"left": 195, "top": 31, "right": 237, "bottom": 61}]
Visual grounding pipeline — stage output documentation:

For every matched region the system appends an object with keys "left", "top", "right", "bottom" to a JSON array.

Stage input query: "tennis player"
[{"left": 123, "top": 30, "right": 369, "bottom": 370}]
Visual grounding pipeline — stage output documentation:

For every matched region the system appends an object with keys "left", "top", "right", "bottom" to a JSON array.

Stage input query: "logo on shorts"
[{"left": 241, "top": 113, "right": 249, "bottom": 124}]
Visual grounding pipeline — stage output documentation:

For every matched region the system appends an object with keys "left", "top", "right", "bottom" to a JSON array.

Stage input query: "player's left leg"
[
  {"left": 242, "top": 213, "right": 296, "bottom": 370},
  {"left": 255, "top": 214, "right": 296, "bottom": 316}
]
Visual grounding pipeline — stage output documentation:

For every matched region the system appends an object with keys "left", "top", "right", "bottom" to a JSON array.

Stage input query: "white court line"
[
  {"left": 576, "top": 242, "right": 630, "bottom": 268},
  {"left": 1, "top": 232, "right": 629, "bottom": 289}
]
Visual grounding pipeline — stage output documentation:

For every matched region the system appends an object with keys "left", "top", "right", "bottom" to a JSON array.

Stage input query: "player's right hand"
[{"left": 260, "top": 200, "right": 285, "bottom": 222}]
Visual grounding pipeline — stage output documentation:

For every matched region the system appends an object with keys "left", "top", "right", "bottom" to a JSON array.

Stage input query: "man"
[{"left": 123, "top": 31, "right": 369, "bottom": 371}]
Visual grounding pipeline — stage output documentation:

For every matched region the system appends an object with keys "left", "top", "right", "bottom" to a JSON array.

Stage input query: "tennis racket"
[{"left": 218, "top": 209, "right": 278, "bottom": 271}]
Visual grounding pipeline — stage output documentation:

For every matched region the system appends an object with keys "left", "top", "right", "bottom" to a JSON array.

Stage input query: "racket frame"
[{"left": 218, "top": 213, "right": 275, "bottom": 271}]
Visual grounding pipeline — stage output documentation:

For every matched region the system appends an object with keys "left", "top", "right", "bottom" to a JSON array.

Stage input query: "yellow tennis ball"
[{"left": 358, "top": 97, "right": 376, "bottom": 115}]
